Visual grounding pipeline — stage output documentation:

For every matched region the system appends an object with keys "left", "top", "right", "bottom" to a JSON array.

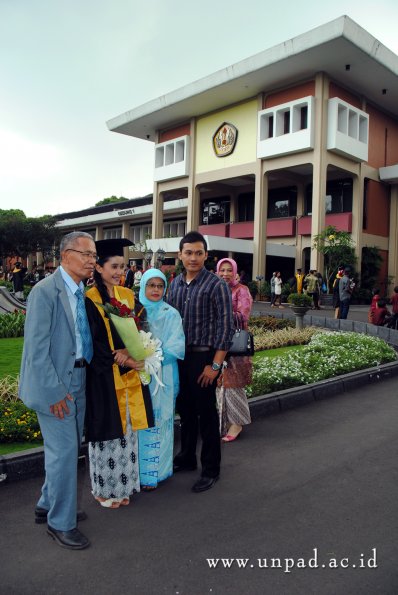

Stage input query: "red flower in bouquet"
[
  {"left": 109, "top": 298, "right": 132, "bottom": 318},
  {"left": 99, "top": 298, "right": 145, "bottom": 331}
]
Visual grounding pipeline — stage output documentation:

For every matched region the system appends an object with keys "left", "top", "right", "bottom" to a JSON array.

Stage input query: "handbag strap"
[{"left": 234, "top": 312, "right": 244, "bottom": 331}]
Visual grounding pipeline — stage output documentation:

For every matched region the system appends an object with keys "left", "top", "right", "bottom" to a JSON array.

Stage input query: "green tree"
[
  {"left": 95, "top": 196, "right": 129, "bottom": 206},
  {"left": 0, "top": 210, "right": 61, "bottom": 269},
  {"left": 312, "top": 225, "right": 356, "bottom": 292},
  {"left": 360, "top": 247, "right": 383, "bottom": 292}
]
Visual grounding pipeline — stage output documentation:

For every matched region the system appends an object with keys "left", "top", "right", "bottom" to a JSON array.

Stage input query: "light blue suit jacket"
[{"left": 19, "top": 268, "right": 80, "bottom": 413}]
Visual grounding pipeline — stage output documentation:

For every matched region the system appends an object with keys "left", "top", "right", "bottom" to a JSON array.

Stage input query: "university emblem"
[{"left": 212, "top": 122, "right": 238, "bottom": 157}]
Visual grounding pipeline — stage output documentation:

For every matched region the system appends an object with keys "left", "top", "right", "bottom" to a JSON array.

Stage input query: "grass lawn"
[
  {"left": 0, "top": 337, "right": 24, "bottom": 378},
  {"left": 0, "top": 442, "right": 43, "bottom": 456}
]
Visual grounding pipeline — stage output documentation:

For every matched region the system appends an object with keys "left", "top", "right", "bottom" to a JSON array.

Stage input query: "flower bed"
[
  {"left": 249, "top": 331, "right": 397, "bottom": 397},
  {"left": 0, "top": 400, "right": 41, "bottom": 442}
]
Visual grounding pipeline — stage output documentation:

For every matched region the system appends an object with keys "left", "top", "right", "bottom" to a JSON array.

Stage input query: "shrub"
[
  {"left": 252, "top": 327, "right": 319, "bottom": 351},
  {"left": 249, "top": 315, "right": 294, "bottom": 333},
  {"left": 259, "top": 280, "right": 271, "bottom": 299},
  {"left": 0, "top": 311, "right": 25, "bottom": 338},
  {"left": 0, "top": 375, "right": 19, "bottom": 401},
  {"left": 287, "top": 293, "right": 313, "bottom": 307},
  {"left": 0, "top": 280, "right": 13, "bottom": 292},
  {"left": 247, "top": 281, "right": 258, "bottom": 299}
]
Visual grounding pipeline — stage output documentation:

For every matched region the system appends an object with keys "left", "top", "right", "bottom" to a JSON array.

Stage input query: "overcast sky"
[{"left": 1, "top": 0, "right": 398, "bottom": 218}]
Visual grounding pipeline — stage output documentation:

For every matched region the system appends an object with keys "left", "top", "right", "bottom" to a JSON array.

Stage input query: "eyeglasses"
[
  {"left": 147, "top": 283, "right": 164, "bottom": 290},
  {"left": 65, "top": 249, "right": 98, "bottom": 261}
]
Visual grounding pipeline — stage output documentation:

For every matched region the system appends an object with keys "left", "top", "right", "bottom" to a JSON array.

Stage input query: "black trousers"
[{"left": 175, "top": 351, "right": 221, "bottom": 478}]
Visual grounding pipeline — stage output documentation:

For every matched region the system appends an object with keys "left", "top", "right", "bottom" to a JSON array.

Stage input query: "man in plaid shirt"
[{"left": 167, "top": 231, "right": 234, "bottom": 492}]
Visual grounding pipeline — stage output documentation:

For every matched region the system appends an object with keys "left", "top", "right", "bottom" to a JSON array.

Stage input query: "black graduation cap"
[{"left": 95, "top": 238, "right": 134, "bottom": 258}]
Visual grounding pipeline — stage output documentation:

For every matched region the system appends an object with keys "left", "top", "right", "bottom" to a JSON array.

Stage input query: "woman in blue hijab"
[{"left": 138, "top": 269, "right": 185, "bottom": 490}]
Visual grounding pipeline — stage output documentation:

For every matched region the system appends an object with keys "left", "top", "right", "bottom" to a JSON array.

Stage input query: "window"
[
  {"left": 201, "top": 198, "right": 230, "bottom": 225},
  {"left": 268, "top": 116, "right": 274, "bottom": 138},
  {"left": 129, "top": 224, "right": 152, "bottom": 244},
  {"left": 305, "top": 179, "right": 353, "bottom": 215},
  {"left": 83, "top": 229, "right": 96, "bottom": 239},
  {"left": 237, "top": 193, "right": 255, "bottom": 222},
  {"left": 300, "top": 106, "right": 308, "bottom": 130},
  {"left": 283, "top": 111, "right": 290, "bottom": 134},
  {"left": 268, "top": 187, "right": 297, "bottom": 219},
  {"left": 163, "top": 220, "right": 186, "bottom": 237},
  {"left": 103, "top": 227, "right": 122, "bottom": 239}
]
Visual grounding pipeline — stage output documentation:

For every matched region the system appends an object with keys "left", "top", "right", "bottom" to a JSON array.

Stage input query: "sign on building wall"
[{"left": 212, "top": 122, "right": 238, "bottom": 157}]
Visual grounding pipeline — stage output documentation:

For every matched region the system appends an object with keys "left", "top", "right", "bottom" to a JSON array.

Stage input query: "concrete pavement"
[{"left": 1, "top": 376, "right": 397, "bottom": 595}]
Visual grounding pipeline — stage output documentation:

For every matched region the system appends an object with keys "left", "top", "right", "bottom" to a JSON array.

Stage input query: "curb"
[{"left": 2, "top": 360, "right": 398, "bottom": 484}]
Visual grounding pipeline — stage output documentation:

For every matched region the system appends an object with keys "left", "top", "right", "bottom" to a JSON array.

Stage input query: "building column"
[
  {"left": 310, "top": 72, "right": 329, "bottom": 271},
  {"left": 152, "top": 184, "right": 164, "bottom": 239},
  {"left": 95, "top": 226, "right": 104, "bottom": 241},
  {"left": 388, "top": 184, "right": 398, "bottom": 286},
  {"left": 121, "top": 222, "right": 130, "bottom": 238},
  {"left": 351, "top": 173, "right": 363, "bottom": 275},
  {"left": 187, "top": 185, "right": 201, "bottom": 232},
  {"left": 252, "top": 163, "right": 268, "bottom": 280},
  {"left": 295, "top": 182, "right": 305, "bottom": 269},
  {"left": 229, "top": 190, "right": 238, "bottom": 223}
]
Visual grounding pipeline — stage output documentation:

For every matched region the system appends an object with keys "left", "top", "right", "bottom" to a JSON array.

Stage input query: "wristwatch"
[{"left": 211, "top": 362, "right": 222, "bottom": 371}]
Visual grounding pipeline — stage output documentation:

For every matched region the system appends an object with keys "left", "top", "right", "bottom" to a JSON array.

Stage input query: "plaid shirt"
[{"left": 166, "top": 267, "right": 234, "bottom": 351}]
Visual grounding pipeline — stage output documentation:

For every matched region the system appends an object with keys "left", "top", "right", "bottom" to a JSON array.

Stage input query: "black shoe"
[
  {"left": 47, "top": 525, "right": 90, "bottom": 550},
  {"left": 173, "top": 461, "right": 197, "bottom": 473},
  {"left": 192, "top": 476, "right": 219, "bottom": 493},
  {"left": 35, "top": 506, "right": 87, "bottom": 525}
]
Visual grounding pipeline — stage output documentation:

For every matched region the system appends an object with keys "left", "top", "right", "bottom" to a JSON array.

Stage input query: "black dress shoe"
[
  {"left": 47, "top": 525, "right": 90, "bottom": 550},
  {"left": 35, "top": 506, "right": 87, "bottom": 525},
  {"left": 173, "top": 462, "right": 197, "bottom": 473},
  {"left": 192, "top": 476, "right": 219, "bottom": 493}
]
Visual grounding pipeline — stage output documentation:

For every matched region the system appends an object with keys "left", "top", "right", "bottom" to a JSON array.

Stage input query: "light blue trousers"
[{"left": 36, "top": 368, "right": 86, "bottom": 531}]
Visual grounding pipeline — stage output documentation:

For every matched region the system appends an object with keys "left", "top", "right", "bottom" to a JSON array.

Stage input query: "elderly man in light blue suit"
[{"left": 19, "top": 231, "right": 96, "bottom": 550}]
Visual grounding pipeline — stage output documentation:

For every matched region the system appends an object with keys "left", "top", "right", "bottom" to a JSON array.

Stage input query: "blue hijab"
[{"left": 139, "top": 269, "right": 168, "bottom": 315}]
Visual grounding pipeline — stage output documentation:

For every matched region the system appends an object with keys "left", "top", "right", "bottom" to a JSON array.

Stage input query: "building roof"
[
  {"left": 56, "top": 195, "right": 153, "bottom": 221},
  {"left": 107, "top": 15, "right": 398, "bottom": 141}
]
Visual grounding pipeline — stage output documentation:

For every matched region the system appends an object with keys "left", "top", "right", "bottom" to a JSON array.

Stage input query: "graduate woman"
[{"left": 84, "top": 239, "right": 154, "bottom": 509}]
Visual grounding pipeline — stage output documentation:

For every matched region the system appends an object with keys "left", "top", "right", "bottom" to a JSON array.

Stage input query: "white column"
[
  {"left": 252, "top": 162, "right": 267, "bottom": 280},
  {"left": 310, "top": 73, "right": 329, "bottom": 271}
]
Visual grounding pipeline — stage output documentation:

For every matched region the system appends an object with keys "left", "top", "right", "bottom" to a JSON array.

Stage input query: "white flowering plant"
[{"left": 248, "top": 331, "right": 397, "bottom": 397}]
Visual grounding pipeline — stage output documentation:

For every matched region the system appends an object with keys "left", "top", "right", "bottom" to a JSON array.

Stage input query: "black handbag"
[{"left": 228, "top": 314, "right": 254, "bottom": 356}]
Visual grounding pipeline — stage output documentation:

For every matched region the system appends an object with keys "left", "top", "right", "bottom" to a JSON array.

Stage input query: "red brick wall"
[
  {"left": 366, "top": 105, "right": 398, "bottom": 168},
  {"left": 329, "top": 83, "right": 362, "bottom": 109},
  {"left": 263, "top": 81, "right": 315, "bottom": 109},
  {"left": 364, "top": 180, "right": 390, "bottom": 236},
  {"left": 159, "top": 123, "right": 191, "bottom": 143}
]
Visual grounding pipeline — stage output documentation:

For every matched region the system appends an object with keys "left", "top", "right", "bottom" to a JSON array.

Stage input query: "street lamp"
[
  {"left": 144, "top": 248, "right": 153, "bottom": 268},
  {"left": 155, "top": 248, "right": 166, "bottom": 268}
]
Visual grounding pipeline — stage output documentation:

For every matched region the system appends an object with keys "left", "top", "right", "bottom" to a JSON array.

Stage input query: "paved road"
[
  {"left": 252, "top": 300, "right": 369, "bottom": 322},
  {"left": 1, "top": 376, "right": 397, "bottom": 595}
]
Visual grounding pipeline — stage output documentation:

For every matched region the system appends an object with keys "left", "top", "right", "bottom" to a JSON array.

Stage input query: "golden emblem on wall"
[{"left": 212, "top": 122, "right": 238, "bottom": 157}]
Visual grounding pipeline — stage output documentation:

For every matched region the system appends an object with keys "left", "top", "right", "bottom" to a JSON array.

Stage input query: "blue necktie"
[{"left": 75, "top": 288, "right": 93, "bottom": 363}]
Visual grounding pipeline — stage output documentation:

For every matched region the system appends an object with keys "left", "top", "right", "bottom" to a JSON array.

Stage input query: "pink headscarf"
[{"left": 216, "top": 258, "right": 239, "bottom": 287}]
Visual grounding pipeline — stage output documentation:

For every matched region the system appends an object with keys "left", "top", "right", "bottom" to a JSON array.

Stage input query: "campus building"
[{"left": 61, "top": 16, "right": 398, "bottom": 286}]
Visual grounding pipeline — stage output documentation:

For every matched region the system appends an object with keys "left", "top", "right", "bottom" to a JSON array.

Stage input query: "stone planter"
[{"left": 290, "top": 306, "right": 310, "bottom": 329}]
